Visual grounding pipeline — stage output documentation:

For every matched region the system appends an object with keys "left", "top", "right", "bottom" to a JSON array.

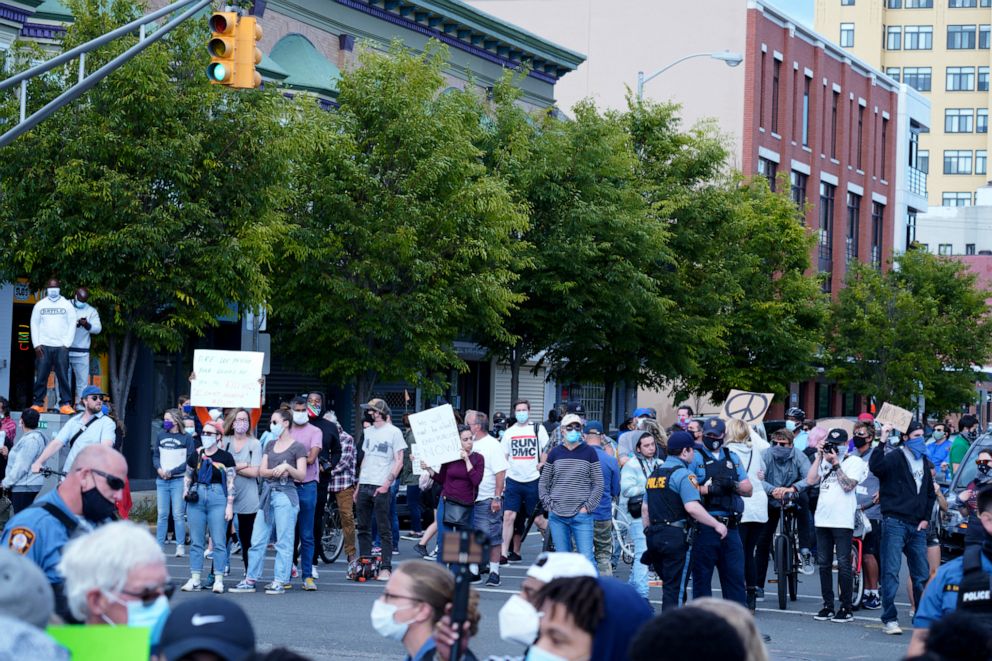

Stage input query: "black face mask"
[
  {"left": 979, "top": 463, "right": 992, "bottom": 478},
  {"left": 363, "top": 411, "right": 375, "bottom": 425},
  {"left": 703, "top": 436, "right": 723, "bottom": 453},
  {"left": 81, "top": 486, "right": 118, "bottom": 524}
]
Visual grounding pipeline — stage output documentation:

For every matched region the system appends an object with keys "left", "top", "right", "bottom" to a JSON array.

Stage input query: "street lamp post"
[{"left": 636, "top": 50, "right": 744, "bottom": 99}]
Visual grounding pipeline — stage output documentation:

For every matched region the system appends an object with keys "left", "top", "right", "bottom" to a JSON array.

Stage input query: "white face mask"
[
  {"left": 292, "top": 411, "right": 309, "bottom": 426},
  {"left": 47, "top": 287, "right": 60, "bottom": 300},
  {"left": 499, "top": 594, "right": 540, "bottom": 647},
  {"left": 270, "top": 421, "right": 284, "bottom": 435},
  {"left": 370, "top": 599, "right": 413, "bottom": 641},
  {"left": 184, "top": 426, "right": 195, "bottom": 436},
  {"left": 201, "top": 433, "right": 218, "bottom": 449}
]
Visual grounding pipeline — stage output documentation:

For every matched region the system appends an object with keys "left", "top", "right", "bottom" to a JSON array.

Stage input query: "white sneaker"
[
  {"left": 181, "top": 576, "right": 201, "bottom": 592},
  {"left": 204, "top": 548, "right": 214, "bottom": 559},
  {"left": 799, "top": 550, "right": 815, "bottom": 576},
  {"left": 212, "top": 576, "right": 224, "bottom": 594},
  {"left": 311, "top": 566, "right": 319, "bottom": 580},
  {"left": 883, "top": 621, "right": 903, "bottom": 635},
  {"left": 175, "top": 545, "right": 185, "bottom": 558}
]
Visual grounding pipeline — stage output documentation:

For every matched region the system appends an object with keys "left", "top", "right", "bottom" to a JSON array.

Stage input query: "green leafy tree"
[
  {"left": 0, "top": 0, "right": 293, "bottom": 419},
  {"left": 273, "top": 42, "right": 526, "bottom": 425},
  {"left": 828, "top": 249, "right": 992, "bottom": 414}
]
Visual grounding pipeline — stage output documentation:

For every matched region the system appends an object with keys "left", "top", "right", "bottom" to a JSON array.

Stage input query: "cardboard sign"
[
  {"left": 190, "top": 349, "right": 264, "bottom": 409},
  {"left": 876, "top": 402, "right": 914, "bottom": 433},
  {"left": 408, "top": 404, "right": 462, "bottom": 468},
  {"left": 410, "top": 443, "right": 434, "bottom": 476},
  {"left": 816, "top": 417, "right": 855, "bottom": 438},
  {"left": 48, "top": 625, "right": 150, "bottom": 661},
  {"left": 720, "top": 389, "right": 775, "bottom": 424}
]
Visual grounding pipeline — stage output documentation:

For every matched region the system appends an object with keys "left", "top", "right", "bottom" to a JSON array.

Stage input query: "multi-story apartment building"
[{"left": 817, "top": 0, "right": 991, "bottom": 208}]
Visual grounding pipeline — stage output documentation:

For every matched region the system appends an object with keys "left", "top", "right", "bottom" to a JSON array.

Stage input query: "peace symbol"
[{"left": 724, "top": 392, "right": 770, "bottom": 422}]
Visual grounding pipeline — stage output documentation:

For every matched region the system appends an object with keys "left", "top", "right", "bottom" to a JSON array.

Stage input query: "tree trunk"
[
  {"left": 602, "top": 379, "right": 615, "bottom": 431},
  {"left": 509, "top": 346, "right": 522, "bottom": 405},
  {"left": 107, "top": 330, "right": 139, "bottom": 424},
  {"left": 354, "top": 369, "right": 377, "bottom": 432}
]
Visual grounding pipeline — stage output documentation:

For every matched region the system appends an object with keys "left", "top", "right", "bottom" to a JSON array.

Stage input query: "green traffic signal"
[{"left": 207, "top": 62, "right": 228, "bottom": 82}]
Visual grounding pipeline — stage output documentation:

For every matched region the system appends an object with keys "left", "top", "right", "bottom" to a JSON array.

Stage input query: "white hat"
[
  {"left": 560, "top": 414, "right": 583, "bottom": 429},
  {"left": 526, "top": 552, "right": 597, "bottom": 584},
  {"left": 208, "top": 408, "right": 223, "bottom": 421}
]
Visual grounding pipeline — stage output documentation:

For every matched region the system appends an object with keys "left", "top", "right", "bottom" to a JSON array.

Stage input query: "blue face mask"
[
  {"left": 525, "top": 645, "right": 569, "bottom": 661},
  {"left": 102, "top": 592, "right": 170, "bottom": 635},
  {"left": 515, "top": 411, "right": 529, "bottom": 424},
  {"left": 785, "top": 420, "right": 797, "bottom": 432},
  {"left": 565, "top": 430, "right": 582, "bottom": 444},
  {"left": 905, "top": 436, "right": 926, "bottom": 460}
]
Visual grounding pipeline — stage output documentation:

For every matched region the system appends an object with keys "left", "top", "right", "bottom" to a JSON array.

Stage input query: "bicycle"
[
  {"left": 611, "top": 502, "right": 635, "bottom": 565},
  {"left": 847, "top": 514, "right": 869, "bottom": 609},
  {"left": 318, "top": 496, "right": 345, "bottom": 564},
  {"left": 772, "top": 492, "right": 801, "bottom": 610}
]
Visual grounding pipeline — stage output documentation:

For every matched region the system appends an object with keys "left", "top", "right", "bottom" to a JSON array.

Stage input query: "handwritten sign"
[
  {"left": 410, "top": 443, "right": 432, "bottom": 476},
  {"left": 190, "top": 349, "right": 264, "bottom": 409},
  {"left": 720, "top": 389, "right": 775, "bottom": 425},
  {"left": 408, "top": 405, "right": 462, "bottom": 468},
  {"left": 876, "top": 402, "right": 913, "bottom": 433}
]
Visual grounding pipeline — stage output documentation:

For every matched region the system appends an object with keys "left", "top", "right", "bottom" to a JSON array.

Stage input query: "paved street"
[{"left": 166, "top": 531, "right": 915, "bottom": 660}]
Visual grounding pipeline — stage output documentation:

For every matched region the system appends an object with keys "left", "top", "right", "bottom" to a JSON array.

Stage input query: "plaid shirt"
[{"left": 329, "top": 427, "right": 356, "bottom": 492}]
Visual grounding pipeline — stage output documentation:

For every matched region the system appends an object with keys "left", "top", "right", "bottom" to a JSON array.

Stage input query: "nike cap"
[{"left": 158, "top": 597, "right": 255, "bottom": 661}]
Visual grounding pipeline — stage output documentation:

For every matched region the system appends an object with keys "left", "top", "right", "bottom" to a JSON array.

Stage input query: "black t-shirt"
[{"left": 187, "top": 448, "right": 236, "bottom": 484}]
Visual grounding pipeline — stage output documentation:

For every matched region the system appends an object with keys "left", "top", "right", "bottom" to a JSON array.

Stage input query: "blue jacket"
[
  {"left": 913, "top": 551, "right": 992, "bottom": 629},
  {"left": 592, "top": 446, "right": 621, "bottom": 521},
  {"left": 1, "top": 489, "right": 88, "bottom": 584}
]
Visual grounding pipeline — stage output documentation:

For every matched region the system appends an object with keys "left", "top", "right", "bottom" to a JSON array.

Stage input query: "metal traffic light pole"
[{"left": 0, "top": 0, "right": 212, "bottom": 148}]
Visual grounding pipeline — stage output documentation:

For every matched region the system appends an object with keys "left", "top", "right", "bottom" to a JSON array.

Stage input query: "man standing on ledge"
[{"left": 30, "top": 278, "right": 76, "bottom": 415}]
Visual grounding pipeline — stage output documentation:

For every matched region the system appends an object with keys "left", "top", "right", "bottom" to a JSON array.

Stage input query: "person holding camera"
[
  {"left": 180, "top": 420, "right": 236, "bottom": 594},
  {"left": 805, "top": 428, "right": 869, "bottom": 623},
  {"left": 620, "top": 431, "right": 660, "bottom": 600}
]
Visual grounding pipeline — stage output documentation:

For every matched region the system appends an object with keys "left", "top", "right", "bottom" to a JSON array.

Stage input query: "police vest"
[
  {"left": 957, "top": 545, "right": 992, "bottom": 615},
  {"left": 701, "top": 448, "right": 742, "bottom": 515},
  {"left": 646, "top": 465, "right": 688, "bottom": 525}
]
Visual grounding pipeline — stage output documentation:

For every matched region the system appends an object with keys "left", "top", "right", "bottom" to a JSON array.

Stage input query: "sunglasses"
[
  {"left": 201, "top": 432, "right": 218, "bottom": 437},
  {"left": 564, "top": 424, "right": 583, "bottom": 432},
  {"left": 854, "top": 433, "right": 871, "bottom": 439},
  {"left": 120, "top": 582, "right": 175, "bottom": 606},
  {"left": 90, "top": 468, "right": 126, "bottom": 491},
  {"left": 977, "top": 460, "right": 992, "bottom": 467},
  {"left": 772, "top": 440, "right": 791, "bottom": 447},
  {"left": 86, "top": 395, "right": 103, "bottom": 401}
]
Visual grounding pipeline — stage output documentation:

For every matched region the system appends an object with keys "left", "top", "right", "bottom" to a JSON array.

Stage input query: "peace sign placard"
[{"left": 720, "top": 389, "right": 775, "bottom": 425}]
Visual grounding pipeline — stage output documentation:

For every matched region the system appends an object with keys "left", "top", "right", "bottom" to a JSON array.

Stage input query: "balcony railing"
[{"left": 908, "top": 166, "right": 928, "bottom": 198}]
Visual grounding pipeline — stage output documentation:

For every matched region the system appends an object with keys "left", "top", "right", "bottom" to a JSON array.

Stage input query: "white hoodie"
[
  {"left": 727, "top": 439, "right": 770, "bottom": 524},
  {"left": 30, "top": 295, "right": 76, "bottom": 348},
  {"left": 70, "top": 301, "right": 102, "bottom": 350}
]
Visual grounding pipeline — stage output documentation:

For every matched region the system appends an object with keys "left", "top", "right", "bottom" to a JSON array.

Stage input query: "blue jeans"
[
  {"left": 629, "top": 517, "right": 649, "bottom": 598},
  {"left": 548, "top": 511, "right": 595, "bottom": 567},
  {"left": 692, "top": 524, "right": 746, "bottom": 605},
  {"left": 295, "top": 481, "right": 317, "bottom": 578},
  {"left": 186, "top": 484, "right": 229, "bottom": 574},
  {"left": 406, "top": 484, "right": 423, "bottom": 534},
  {"left": 880, "top": 517, "right": 929, "bottom": 624},
  {"left": 248, "top": 490, "right": 299, "bottom": 584},
  {"left": 155, "top": 478, "right": 185, "bottom": 547}
]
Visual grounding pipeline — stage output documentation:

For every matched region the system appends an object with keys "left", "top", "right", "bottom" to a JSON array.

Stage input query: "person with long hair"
[
  {"left": 1, "top": 408, "right": 46, "bottom": 513},
  {"left": 619, "top": 432, "right": 661, "bottom": 600},
  {"left": 423, "top": 425, "right": 483, "bottom": 539},
  {"left": 725, "top": 418, "right": 769, "bottom": 611},
  {"left": 223, "top": 408, "right": 262, "bottom": 572},
  {"left": 153, "top": 408, "right": 195, "bottom": 556}
]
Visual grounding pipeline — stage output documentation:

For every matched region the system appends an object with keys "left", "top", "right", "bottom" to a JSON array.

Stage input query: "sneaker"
[
  {"left": 204, "top": 548, "right": 214, "bottom": 559},
  {"left": 264, "top": 582, "right": 285, "bottom": 595},
  {"left": 291, "top": 565, "right": 299, "bottom": 579},
  {"left": 485, "top": 573, "right": 501, "bottom": 587},
  {"left": 507, "top": 552, "right": 523, "bottom": 563},
  {"left": 499, "top": 555, "right": 509, "bottom": 566},
  {"left": 311, "top": 567, "right": 319, "bottom": 580},
  {"left": 376, "top": 569, "right": 391, "bottom": 582},
  {"left": 212, "top": 577, "right": 224, "bottom": 594},
  {"left": 58, "top": 405, "right": 75, "bottom": 415},
  {"left": 754, "top": 587, "right": 765, "bottom": 601},
  {"left": 425, "top": 550, "right": 438, "bottom": 561},
  {"left": 832, "top": 608, "right": 853, "bottom": 622},
  {"left": 230, "top": 540, "right": 241, "bottom": 555},
  {"left": 230, "top": 580, "right": 256, "bottom": 593},
  {"left": 283, "top": 583, "right": 293, "bottom": 590},
  {"left": 862, "top": 594, "right": 881, "bottom": 610},
  {"left": 175, "top": 545, "right": 185, "bottom": 558},
  {"left": 181, "top": 577, "right": 201, "bottom": 592},
  {"left": 401, "top": 532, "right": 423, "bottom": 541},
  {"left": 303, "top": 577, "right": 317, "bottom": 591},
  {"left": 392, "top": 549, "right": 400, "bottom": 555},
  {"left": 30, "top": 405, "right": 45, "bottom": 413},
  {"left": 414, "top": 544, "right": 428, "bottom": 558},
  {"left": 372, "top": 546, "right": 382, "bottom": 556},
  {"left": 800, "top": 550, "right": 815, "bottom": 576},
  {"left": 469, "top": 572, "right": 482, "bottom": 584},
  {"left": 814, "top": 607, "right": 835, "bottom": 621},
  {"left": 883, "top": 621, "right": 903, "bottom": 635}
]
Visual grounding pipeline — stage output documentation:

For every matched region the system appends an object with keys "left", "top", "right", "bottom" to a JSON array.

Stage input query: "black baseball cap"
[
  {"left": 566, "top": 402, "right": 586, "bottom": 415},
  {"left": 158, "top": 597, "right": 255, "bottom": 661},
  {"left": 907, "top": 420, "right": 925, "bottom": 434},
  {"left": 826, "top": 428, "right": 848, "bottom": 445}
]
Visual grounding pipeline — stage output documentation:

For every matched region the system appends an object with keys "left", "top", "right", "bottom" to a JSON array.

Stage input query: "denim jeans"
[
  {"left": 33, "top": 345, "right": 71, "bottom": 407},
  {"left": 548, "top": 512, "right": 595, "bottom": 567},
  {"left": 880, "top": 516, "right": 929, "bottom": 624},
  {"left": 629, "top": 517, "right": 649, "bottom": 598},
  {"left": 372, "top": 480, "right": 400, "bottom": 548},
  {"left": 692, "top": 525, "right": 746, "bottom": 604},
  {"left": 816, "top": 526, "right": 853, "bottom": 610},
  {"left": 295, "top": 481, "right": 317, "bottom": 578},
  {"left": 66, "top": 351, "right": 90, "bottom": 403},
  {"left": 357, "top": 484, "right": 394, "bottom": 570},
  {"left": 155, "top": 478, "right": 185, "bottom": 547},
  {"left": 186, "top": 483, "right": 229, "bottom": 574},
  {"left": 406, "top": 483, "right": 423, "bottom": 533},
  {"left": 247, "top": 490, "right": 299, "bottom": 584}
]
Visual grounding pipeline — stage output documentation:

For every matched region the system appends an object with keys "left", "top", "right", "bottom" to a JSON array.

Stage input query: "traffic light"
[
  {"left": 233, "top": 16, "right": 262, "bottom": 89},
  {"left": 207, "top": 11, "right": 237, "bottom": 85}
]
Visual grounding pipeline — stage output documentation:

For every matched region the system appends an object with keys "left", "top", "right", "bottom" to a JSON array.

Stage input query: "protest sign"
[
  {"left": 190, "top": 349, "right": 264, "bottom": 409},
  {"left": 408, "top": 405, "right": 462, "bottom": 468},
  {"left": 48, "top": 625, "right": 150, "bottom": 661},
  {"left": 720, "top": 389, "right": 775, "bottom": 425},
  {"left": 876, "top": 402, "right": 914, "bottom": 433}
]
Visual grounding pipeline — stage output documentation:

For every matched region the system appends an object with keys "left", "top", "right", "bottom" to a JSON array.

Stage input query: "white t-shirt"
[
  {"left": 902, "top": 448, "right": 925, "bottom": 492},
  {"left": 815, "top": 454, "right": 869, "bottom": 529},
  {"left": 472, "top": 435, "right": 509, "bottom": 501},
  {"left": 501, "top": 422, "right": 549, "bottom": 483},
  {"left": 359, "top": 423, "right": 407, "bottom": 486}
]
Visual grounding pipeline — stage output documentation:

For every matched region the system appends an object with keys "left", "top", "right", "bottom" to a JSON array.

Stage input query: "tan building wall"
[{"left": 816, "top": 0, "right": 992, "bottom": 207}]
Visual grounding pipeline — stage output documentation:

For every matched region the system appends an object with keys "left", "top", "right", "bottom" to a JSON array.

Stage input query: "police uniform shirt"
[
  {"left": 647, "top": 456, "right": 702, "bottom": 510},
  {"left": 913, "top": 552, "right": 992, "bottom": 629},
  {"left": 689, "top": 446, "right": 748, "bottom": 513},
  {"left": 0, "top": 489, "right": 88, "bottom": 584}
]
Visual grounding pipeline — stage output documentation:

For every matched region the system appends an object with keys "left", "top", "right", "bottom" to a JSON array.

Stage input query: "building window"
[
  {"left": 979, "top": 108, "right": 988, "bottom": 132},
  {"left": 977, "top": 149, "right": 987, "bottom": 175},
  {"left": 759, "top": 51, "right": 766, "bottom": 129},
  {"left": 791, "top": 171, "right": 808, "bottom": 220},
  {"left": 802, "top": 76, "right": 811, "bottom": 147},
  {"left": 819, "top": 182, "right": 835, "bottom": 292},
  {"left": 758, "top": 157, "right": 777, "bottom": 191},
  {"left": 918, "top": 149, "right": 930, "bottom": 173},
  {"left": 966, "top": 243, "right": 976, "bottom": 255},
  {"left": 840, "top": 23, "right": 855, "bottom": 47},
  {"left": 982, "top": 25, "right": 991, "bottom": 48},
  {"left": 938, "top": 244, "right": 953, "bottom": 255},
  {"left": 980, "top": 67, "right": 990, "bottom": 91},
  {"left": 881, "top": 117, "right": 889, "bottom": 178},
  {"left": 948, "top": 25, "right": 977, "bottom": 49},
  {"left": 944, "top": 149, "right": 973, "bottom": 174},
  {"left": 942, "top": 192, "right": 972, "bottom": 206},
  {"left": 907, "top": 0, "right": 934, "bottom": 6},
  {"left": 904, "top": 25, "right": 933, "bottom": 49},
  {"left": 984, "top": 0, "right": 992, "bottom": 6},
  {"left": 857, "top": 106, "right": 865, "bottom": 170},
  {"left": 871, "top": 202, "right": 884, "bottom": 270},
  {"left": 846, "top": 192, "right": 861, "bottom": 264},
  {"left": 950, "top": 0, "right": 977, "bottom": 6},
  {"left": 842, "top": 0, "right": 855, "bottom": 4},
  {"left": 945, "top": 108, "right": 974, "bottom": 132},
  {"left": 903, "top": 67, "right": 932, "bottom": 91},
  {"left": 886, "top": 67, "right": 901, "bottom": 81},
  {"left": 888, "top": 0, "right": 901, "bottom": 6},
  {"left": 947, "top": 66, "right": 976, "bottom": 90},
  {"left": 831, "top": 91, "right": 840, "bottom": 159},
  {"left": 771, "top": 59, "right": 781, "bottom": 134},
  {"left": 886, "top": 26, "right": 902, "bottom": 50}
]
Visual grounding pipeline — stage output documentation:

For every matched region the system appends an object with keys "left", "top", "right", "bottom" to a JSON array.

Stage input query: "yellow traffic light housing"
[
  {"left": 207, "top": 12, "right": 237, "bottom": 85},
  {"left": 233, "top": 16, "right": 263, "bottom": 89}
]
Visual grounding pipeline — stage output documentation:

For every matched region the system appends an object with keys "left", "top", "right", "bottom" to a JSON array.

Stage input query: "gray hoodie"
[
  {"left": 761, "top": 445, "right": 812, "bottom": 500},
  {"left": 2, "top": 430, "right": 47, "bottom": 492}
]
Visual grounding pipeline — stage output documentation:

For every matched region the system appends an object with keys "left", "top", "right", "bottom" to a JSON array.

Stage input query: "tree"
[
  {"left": 827, "top": 249, "right": 992, "bottom": 414},
  {"left": 273, "top": 42, "right": 526, "bottom": 426},
  {"left": 0, "top": 0, "right": 293, "bottom": 419}
]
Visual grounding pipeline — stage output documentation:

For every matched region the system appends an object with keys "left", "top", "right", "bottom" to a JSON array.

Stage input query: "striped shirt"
[{"left": 539, "top": 443, "right": 604, "bottom": 517}]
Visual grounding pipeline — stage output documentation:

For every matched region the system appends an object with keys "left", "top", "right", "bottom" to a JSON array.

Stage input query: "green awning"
[
  {"left": 269, "top": 34, "right": 340, "bottom": 97},
  {"left": 32, "top": 0, "right": 73, "bottom": 22}
]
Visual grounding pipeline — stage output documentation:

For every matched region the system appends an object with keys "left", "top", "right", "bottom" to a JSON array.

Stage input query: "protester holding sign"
[{"left": 425, "top": 425, "right": 483, "bottom": 534}]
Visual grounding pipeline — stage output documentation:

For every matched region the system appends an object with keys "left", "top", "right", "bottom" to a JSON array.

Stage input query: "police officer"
[
  {"left": 642, "top": 431, "right": 728, "bottom": 611},
  {"left": 910, "top": 486, "right": 992, "bottom": 655},
  {"left": 1, "top": 444, "right": 125, "bottom": 621},
  {"left": 689, "top": 417, "right": 752, "bottom": 604}
]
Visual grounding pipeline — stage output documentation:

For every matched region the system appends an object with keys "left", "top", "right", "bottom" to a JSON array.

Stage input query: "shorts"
[
  {"left": 927, "top": 529, "right": 940, "bottom": 548},
  {"left": 862, "top": 520, "right": 881, "bottom": 557},
  {"left": 473, "top": 499, "right": 503, "bottom": 545},
  {"left": 503, "top": 478, "right": 539, "bottom": 516}
]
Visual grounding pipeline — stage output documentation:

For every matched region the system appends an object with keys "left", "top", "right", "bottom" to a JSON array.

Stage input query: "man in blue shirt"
[
  {"left": 910, "top": 487, "right": 992, "bottom": 656},
  {"left": 925, "top": 422, "right": 952, "bottom": 481},
  {"left": 689, "top": 417, "right": 752, "bottom": 605},
  {"left": 584, "top": 421, "right": 620, "bottom": 577}
]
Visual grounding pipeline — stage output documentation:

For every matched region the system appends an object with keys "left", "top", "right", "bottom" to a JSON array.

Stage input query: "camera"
[
  {"left": 184, "top": 485, "right": 199, "bottom": 504},
  {"left": 822, "top": 441, "right": 838, "bottom": 455},
  {"left": 319, "top": 457, "right": 333, "bottom": 473}
]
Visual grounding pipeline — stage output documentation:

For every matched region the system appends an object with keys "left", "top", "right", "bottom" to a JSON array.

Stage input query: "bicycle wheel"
[
  {"left": 612, "top": 508, "right": 635, "bottom": 565},
  {"left": 774, "top": 535, "right": 789, "bottom": 610},
  {"left": 788, "top": 566, "right": 799, "bottom": 602},
  {"left": 850, "top": 550, "right": 864, "bottom": 608},
  {"left": 320, "top": 502, "right": 344, "bottom": 563}
]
